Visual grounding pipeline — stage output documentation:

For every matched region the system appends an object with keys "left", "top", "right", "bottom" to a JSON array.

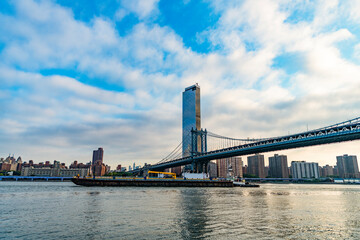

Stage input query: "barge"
[
  {"left": 71, "top": 178, "right": 259, "bottom": 187},
  {"left": 72, "top": 178, "right": 234, "bottom": 187}
]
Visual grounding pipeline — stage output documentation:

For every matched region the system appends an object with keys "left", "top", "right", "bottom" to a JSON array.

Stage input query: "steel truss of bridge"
[{"left": 132, "top": 117, "right": 360, "bottom": 173}]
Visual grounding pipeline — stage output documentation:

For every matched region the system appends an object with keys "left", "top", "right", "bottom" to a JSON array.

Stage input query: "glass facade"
[{"left": 182, "top": 84, "right": 201, "bottom": 157}]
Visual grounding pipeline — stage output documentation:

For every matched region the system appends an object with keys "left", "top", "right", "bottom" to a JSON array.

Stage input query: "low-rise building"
[
  {"left": 0, "top": 155, "right": 22, "bottom": 172},
  {"left": 21, "top": 160, "right": 90, "bottom": 177},
  {"left": 60, "top": 168, "right": 90, "bottom": 177}
]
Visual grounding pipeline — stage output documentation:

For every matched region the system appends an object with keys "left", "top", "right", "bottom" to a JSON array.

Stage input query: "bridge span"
[{"left": 132, "top": 117, "right": 360, "bottom": 174}]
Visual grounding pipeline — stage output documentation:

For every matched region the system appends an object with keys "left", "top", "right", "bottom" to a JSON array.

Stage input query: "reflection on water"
[
  {"left": 178, "top": 189, "right": 210, "bottom": 239},
  {"left": 0, "top": 182, "right": 360, "bottom": 239}
]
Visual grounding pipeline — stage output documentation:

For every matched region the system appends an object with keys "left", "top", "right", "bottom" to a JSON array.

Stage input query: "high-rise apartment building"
[
  {"left": 207, "top": 161, "right": 218, "bottom": 178},
  {"left": 231, "top": 157, "right": 243, "bottom": 178},
  {"left": 171, "top": 166, "right": 182, "bottom": 176},
  {"left": 319, "top": 165, "right": 334, "bottom": 177},
  {"left": 336, "top": 154, "right": 360, "bottom": 178},
  {"left": 333, "top": 166, "right": 339, "bottom": 176},
  {"left": 264, "top": 166, "right": 269, "bottom": 177},
  {"left": 291, "top": 161, "right": 319, "bottom": 179},
  {"left": 247, "top": 154, "right": 265, "bottom": 178},
  {"left": 92, "top": 148, "right": 104, "bottom": 165},
  {"left": 216, "top": 157, "right": 243, "bottom": 178},
  {"left": 269, "top": 154, "right": 289, "bottom": 178},
  {"left": 91, "top": 148, "right": 106, "bottom": 176},
  {"left": 93, "top": 161, "right": 106, "bottom": 176},
  {"left": 243, "top": 165, "right": 247, "bottom": 175},
  {"left": 216, "top": 158, "right": 227, "bottom": 178}
]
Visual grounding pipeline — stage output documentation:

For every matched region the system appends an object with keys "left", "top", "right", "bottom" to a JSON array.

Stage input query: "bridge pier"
[
  {"left": 191, "top": 161, "right": 208, "bottom": 174},
  {"left": 191, "top": 161, "right": 196, "bottom": 173},
  {"left": 197, "top": 162, "right": 202, "bottom": 173}
]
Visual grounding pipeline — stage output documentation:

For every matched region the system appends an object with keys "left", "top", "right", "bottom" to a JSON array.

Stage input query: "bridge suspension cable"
[
  {"left": 205, "top": 130, "right": 269, "bottom": 152},
  {"left": 156, "top": 129, "right": 269, "bottom": 165},
  {"left": 308, "top": 116, "right": 360, "bottom": 132},
  {"left": 207, "top": 131, "right": 268, "bottom": 142},
  {"left": 156, "top": 131, "right": 192, "bottom": 164}
]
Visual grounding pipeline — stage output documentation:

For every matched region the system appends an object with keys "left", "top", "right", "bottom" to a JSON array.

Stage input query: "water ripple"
[{"left": 1, "top": 182, "right": 360, "bottom": 239}]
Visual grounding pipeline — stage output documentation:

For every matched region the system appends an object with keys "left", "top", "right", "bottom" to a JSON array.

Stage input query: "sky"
[{"left": 2, "top": 0, "right": 360, "bottom": 169}]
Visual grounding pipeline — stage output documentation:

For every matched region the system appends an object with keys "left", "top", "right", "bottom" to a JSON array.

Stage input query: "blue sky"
[{"left": 2, "top": 0, "right": 360, "bottom": 168}]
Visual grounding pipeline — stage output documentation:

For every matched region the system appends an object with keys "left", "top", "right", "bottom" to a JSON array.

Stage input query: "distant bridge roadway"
[{"left": 131, "top": 117, "right": 360, "bottom": 174}]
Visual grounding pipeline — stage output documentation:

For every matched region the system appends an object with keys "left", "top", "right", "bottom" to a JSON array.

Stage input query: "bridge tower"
[
  {"left": 190, "top": 128, "right": 208, "bottom": 173},
  {"left": 191, "top": 128, "right": 207, "bottom": 156}
]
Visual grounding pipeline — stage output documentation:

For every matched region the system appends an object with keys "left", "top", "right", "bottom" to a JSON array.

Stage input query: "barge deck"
[{"left": 72, "top": 178, "right": 235, "bottom": 187}]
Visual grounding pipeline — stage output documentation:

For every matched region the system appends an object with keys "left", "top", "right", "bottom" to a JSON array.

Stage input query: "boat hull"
[{"left": 71, "top": 178, "right": 234, "bottom": 187}]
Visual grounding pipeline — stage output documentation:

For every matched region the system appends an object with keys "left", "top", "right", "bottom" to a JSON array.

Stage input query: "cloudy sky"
[{"left": 2, "top": 0, "right": 360, "bottom": 169}]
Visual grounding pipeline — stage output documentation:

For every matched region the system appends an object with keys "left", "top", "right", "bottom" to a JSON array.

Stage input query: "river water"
[{"left": 1, "top": 182, "right": 360, "bottom": 239}]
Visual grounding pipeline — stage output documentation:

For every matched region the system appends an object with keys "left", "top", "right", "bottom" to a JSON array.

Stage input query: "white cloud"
[
  {"left": 116, "top": 0, "right": 160, "bottom": 20},
  {"left": 2, "top": 0, "right": 360, "bottom": 168},
  {"left": 354, "top": 43, "right": 360, "bottom": 60},
  {"left": 347, "top": 0, "right": 360, "bottom": 22},
  {"left": 312, "top": 0, "right": 340, "bottom": 29}
]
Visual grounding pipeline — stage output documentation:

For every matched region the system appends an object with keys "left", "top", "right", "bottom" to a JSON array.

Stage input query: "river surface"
[{"left": 1, "top": 182, "right": 360, "bottom": 239}]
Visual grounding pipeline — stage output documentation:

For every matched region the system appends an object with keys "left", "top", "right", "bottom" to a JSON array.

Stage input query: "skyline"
[
  {"left": 1, "top": 144, "right": 358, "bottom": 171},
  {"left": 2, "top": 0, "right": 360, "bottom": 169}
]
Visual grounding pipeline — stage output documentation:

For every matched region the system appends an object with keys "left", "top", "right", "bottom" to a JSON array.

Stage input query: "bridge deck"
[{"left": 131, "top": 120, "right": 360, "bottom": 173}]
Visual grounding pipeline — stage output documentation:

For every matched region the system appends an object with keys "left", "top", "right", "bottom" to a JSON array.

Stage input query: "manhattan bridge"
[{"left": 131, "top": 85, "right": 360, "bottom": 175}]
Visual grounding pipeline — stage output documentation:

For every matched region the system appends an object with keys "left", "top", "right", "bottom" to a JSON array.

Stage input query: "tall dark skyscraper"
[
  {"left": 182, "top": 84, "right": 201, "bottom": 157},
  {"left": 92, "top": 147, "right": 104, "bottom": 165},
  {"left": 269, "top": 154, "right": 289, "bottom": 178},
  {"left": 336, "top": 154, "right": 360, "bottom": 178}
]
